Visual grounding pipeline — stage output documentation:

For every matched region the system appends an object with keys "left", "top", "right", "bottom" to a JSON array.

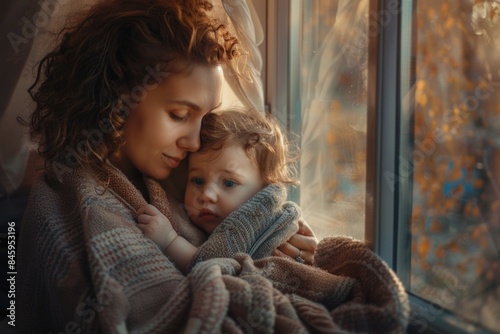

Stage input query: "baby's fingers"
[
  {"left": 137, "top": 213, "right": 156, "bottom": 225},
  {"left": 137, "top": 204, "right": 161, "bottom": 216}
]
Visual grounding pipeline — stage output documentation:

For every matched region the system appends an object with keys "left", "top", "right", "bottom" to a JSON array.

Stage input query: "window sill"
[{"left": 407, "top": 294, "right": 495, "bottom": 334}]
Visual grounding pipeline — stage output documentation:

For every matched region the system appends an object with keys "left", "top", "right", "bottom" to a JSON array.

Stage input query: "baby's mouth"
[{"left": 198, "top": 208, "right": 219, "bottom": 220}]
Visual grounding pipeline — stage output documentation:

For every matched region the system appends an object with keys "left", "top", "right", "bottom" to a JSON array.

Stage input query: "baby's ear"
[{"left": 159, "top": 158, "right": 188, "bottom": 202}]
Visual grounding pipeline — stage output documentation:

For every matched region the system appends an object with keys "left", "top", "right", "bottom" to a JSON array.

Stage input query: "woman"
[{"left": 16, "top": 0, "right": 317, "bottom": 332}]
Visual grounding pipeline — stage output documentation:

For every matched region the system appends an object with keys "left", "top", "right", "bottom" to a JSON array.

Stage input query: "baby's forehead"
[
  {"left": 188, "top": 144, "right": 252, "bottom": 168},
  {"left": 188, "top": 149, "right": 220, "bottom": 164}
]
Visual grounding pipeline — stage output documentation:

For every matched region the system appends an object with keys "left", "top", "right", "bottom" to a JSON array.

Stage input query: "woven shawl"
[{"left": 16, "top": 164, "right": 409, "bottom": 333}]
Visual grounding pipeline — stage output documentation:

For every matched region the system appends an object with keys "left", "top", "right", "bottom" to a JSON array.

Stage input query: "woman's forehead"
[{"left": 150, "top": 63, "right": 223, "bottom": 109}]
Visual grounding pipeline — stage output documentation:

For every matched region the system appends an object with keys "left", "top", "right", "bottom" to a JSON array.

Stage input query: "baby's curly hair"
[
  {"left": 199, "top": 109, "right": 299, "bottom": 186},
  {"left": 20, "top": 0, "right": 239, "bottom": 178}
]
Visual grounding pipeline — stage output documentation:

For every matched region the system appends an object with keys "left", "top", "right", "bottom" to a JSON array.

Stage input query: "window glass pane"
[
  {"left": 299, "top": 1, "right": 368, "bottom": 241},
  {"left": 410, "top": 0, "right": 500, "bottom": 331}
]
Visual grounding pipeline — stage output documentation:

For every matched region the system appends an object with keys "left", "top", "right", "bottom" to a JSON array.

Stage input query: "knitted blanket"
[{"left": 16, "top": 164, "right": 409, "bottom": 333}]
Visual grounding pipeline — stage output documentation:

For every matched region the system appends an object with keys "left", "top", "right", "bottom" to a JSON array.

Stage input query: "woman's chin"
[{"left": 141, "top": 167, "right": 172, "bottom": 181}]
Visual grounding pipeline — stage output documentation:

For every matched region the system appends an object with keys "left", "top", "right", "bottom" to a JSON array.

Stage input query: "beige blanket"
[{"left": 16, "top": 164, "right": 409, "bottom": 333}]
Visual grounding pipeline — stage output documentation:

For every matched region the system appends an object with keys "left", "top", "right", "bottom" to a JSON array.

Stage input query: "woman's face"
[{"left": 117, "top": 64, "right": 223, "bottom": 180}]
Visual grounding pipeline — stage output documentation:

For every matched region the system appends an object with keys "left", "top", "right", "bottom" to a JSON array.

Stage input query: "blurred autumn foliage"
[{"left": 410, "top": 0, "right": 500, "bottom": 330}]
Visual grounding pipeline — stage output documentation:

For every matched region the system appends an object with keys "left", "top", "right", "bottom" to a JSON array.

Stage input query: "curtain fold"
[{"left": 212, "top": 0, "right": 265, "bottom": 112}]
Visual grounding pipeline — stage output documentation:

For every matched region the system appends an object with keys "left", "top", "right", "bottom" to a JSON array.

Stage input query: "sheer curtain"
[
  {"left": 213, "top": 0, "right": 265, "bottom": 112},
  {"left": 0, "top": 0, "right": 265, "bottom": 196},
  {"left": 299, "top": 0, "right": 368, "bottom": 240}
]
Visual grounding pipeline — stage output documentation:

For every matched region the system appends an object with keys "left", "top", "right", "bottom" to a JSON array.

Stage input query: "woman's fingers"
[
  {"left": 276, "top": 241, "right": 301, "bottom": 258},
  {"left": 297, "top": 218, "right": 316, "bottom": 237},
  {"left": 272, "top": 248, "right": 288, "bottom": 258},
  {"left": 274, "top": 237, "right": 315, "bottom": 265},
  {"left": 272, "top": 218, "right": 318, "bottom": 265},
  {"left": 287, "top": 232, "right": 317, "bottom": 254}
]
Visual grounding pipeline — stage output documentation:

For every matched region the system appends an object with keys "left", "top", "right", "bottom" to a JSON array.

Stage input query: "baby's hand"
[{"left": 137, "top": 204, "right": 177, "bottom": 251}]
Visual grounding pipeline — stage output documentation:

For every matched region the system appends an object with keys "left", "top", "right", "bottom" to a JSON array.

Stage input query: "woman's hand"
[{"left": 272, "top": 218, "right": 318, "bottom": 265}]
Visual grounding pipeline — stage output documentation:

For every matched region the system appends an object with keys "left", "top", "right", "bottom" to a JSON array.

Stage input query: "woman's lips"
[{"left": 162, "top": 154, "right": 182, "bottom": 168}]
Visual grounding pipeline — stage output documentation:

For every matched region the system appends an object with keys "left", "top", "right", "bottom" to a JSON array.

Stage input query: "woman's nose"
[{"left": 178, "top": 124, "right": 201, "bottom": 152}]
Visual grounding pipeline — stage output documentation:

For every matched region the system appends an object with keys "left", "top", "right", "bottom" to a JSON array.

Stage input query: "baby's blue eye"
[
  {"left": 192, "top": 178, "right": 204, "bottom": 186},
  {"left": 223, "top": 180, "right": 236, "bottom": 188}
]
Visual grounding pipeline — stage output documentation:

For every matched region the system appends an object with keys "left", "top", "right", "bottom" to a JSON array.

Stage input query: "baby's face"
[{"left": 184, "top": 144, "right": 265, "bottom": 234}]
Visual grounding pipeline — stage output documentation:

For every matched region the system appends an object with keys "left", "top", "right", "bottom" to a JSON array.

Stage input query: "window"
[
  {"left": 265, "top": 0, "right": 500, "bottom": 332},
  {"left": 406, "top": 0, "right": 500, "bottom": 332}
]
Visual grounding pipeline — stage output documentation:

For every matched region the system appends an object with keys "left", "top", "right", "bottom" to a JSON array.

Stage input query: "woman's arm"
[
  {"left": 137, "top": 204, "right": 198, "bottom": 273},
  {"left": 272, "top": 218, "right": 318, "bottom": 265}
]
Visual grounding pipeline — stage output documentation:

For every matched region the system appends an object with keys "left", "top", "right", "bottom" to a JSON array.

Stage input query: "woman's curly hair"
[
  {"left": 199, "top": 109, "right": 299, "bottom": 186},
  {"left": 20, "top": 0, "right": 239, "bottom": 179}
]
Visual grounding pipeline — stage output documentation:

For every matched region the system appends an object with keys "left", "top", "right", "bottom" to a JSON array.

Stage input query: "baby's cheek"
[{"left": 183, "top": 197, "right": 197, "bottom": 218}]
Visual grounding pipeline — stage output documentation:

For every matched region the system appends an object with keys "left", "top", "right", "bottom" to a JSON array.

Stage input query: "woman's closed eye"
[{"left": 169, "top": 110, "right": 189, "bottom": 122}]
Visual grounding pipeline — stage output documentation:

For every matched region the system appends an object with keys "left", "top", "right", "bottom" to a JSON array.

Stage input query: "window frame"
[{"left": 264, "top": 0, "right": 300, "bottom": 202}]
